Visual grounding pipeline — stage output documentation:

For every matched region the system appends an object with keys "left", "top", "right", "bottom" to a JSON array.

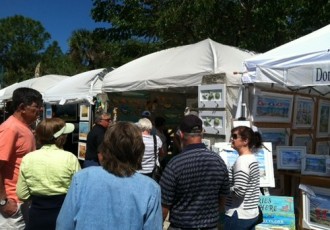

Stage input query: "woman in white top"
[
  {"left": 224, "top": 126, "right": 262, "bottom": 230},
  {"left": 136, "top": 118, "right": 164, "bottom": 179}
]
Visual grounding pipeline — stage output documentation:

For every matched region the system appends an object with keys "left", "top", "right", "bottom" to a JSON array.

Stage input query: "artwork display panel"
[
  {"left": 79, "top": 104, "right": 90, "bottom": 121},
  {"left": 199, "top": 111, "right": 226, "bottom": 135},
  {"left": 198, "top": 84, "right": 226, "bottom": 108},
  {"left": 252, "top": 92, "right": 293, "bottom": 123},
  {"left": 302, "top": 185, "right": 330, "bottom": 230},
  {"left": 317, "top": 99, "right": 330, "bottom": 137},
  {"left": 259, "top": 128, "right": 289, "bottom": 152},
  {"left": 214, "top": 142, "right": 275, "bottom": 187},
  {"left": 315, "top": 141, "right": 330, "bottom": 155},
  {"left": 301, "top": 154, "right": 330, "bottom": 177},
  {"left": 77, "top": 142, "right": 86, "bottom": 160},
  {"left": 78, "top": 122, "right": 90, "bottom": 141},
  {"left": 276, "top": 146, "right": 306, "bottom": 170},
  {"left": 293, "top": 96, "right": 314, "bottom": 128},
  {"left": 292, "top": 134, "right": 313, "bottom": 155}
]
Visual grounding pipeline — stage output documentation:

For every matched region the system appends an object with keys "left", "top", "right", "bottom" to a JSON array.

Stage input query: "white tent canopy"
[
  {"left": 102, "top": 38, "right": 255, "bottom": 92},
  {"left": 0, "top": 75, "right": 69, "bottom": 101},
  {"left": 43, "top": 68, "right": 109, "bottom": 104},
  {"left": 244, "top": 24, "right": 330, "bottom": 96}
]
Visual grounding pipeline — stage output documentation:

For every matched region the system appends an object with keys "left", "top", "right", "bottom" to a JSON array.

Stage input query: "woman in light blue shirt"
[{"left": 56, "top": 121, "right": 162, "bottom": 230}]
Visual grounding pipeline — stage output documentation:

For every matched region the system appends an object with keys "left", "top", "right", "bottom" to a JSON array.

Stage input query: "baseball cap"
[
  {"left": 53, "top": 123, "right": 75, "bottom": 138},
  {"left": 179, "top": 114, "right": 203, "bottom": 133},
  {"left": 141, "top": 110, "right": 151, "bottom": 117}
]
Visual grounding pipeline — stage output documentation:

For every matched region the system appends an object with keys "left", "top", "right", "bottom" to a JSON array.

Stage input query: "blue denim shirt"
[{"left": 56, "top": 167, "right": 162, "bottom": 230}]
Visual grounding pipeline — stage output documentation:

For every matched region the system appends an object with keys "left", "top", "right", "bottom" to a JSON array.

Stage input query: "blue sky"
[{"left": 0, "top": 0, "right": 109, "bottom": 52}]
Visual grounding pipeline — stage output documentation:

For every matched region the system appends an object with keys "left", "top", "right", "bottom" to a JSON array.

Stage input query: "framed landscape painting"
[
  {"left": 277, "top": 146, "right": 306, "bottom": 170},
  {"left": 293, "top": 96, "right": 314, "bottom": 128},
  {"left": 301, "top": 154, "right": 330, "bottom": 177},
  {"left": 317, "top": 99, "right": 330, "bottom": 137},
  {"left": 292, "top": 134, "right": 313, "bottom": 155},
  {"left": 77, "top": 142, "right": 86, "bottom": 160},
  {"left": 214, "top": 142, "right": 275, "bottom": 187},
  {"left": 259, "top": 128, "right": 289, "bottom": 152},
  {"left": 315, "top": 141, "right": 330, "bottom": 155},
  {"left": 302, "top": 185, "right": 330, "bottom": 230},
  {"left": 252, "top": 92, "right": 293, "bottom": 123}
]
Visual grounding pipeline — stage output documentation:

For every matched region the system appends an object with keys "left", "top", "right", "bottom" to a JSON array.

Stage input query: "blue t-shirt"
[{"left": 56, "top": 167, "right": 162, "bottom": 230}]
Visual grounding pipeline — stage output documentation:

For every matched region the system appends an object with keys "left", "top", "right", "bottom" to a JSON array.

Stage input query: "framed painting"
[
  {"left": 292, "top": 134, "right": 313, "bottom": 155},
  {"left": 316, "top": 99, "right": 330, "bottom": 137},
  {"left": 214, "top": 142, "right": 275, "bottom": 187},
  {"left": 259, "top": 128, "right": 289, "bottom": 152},
  {"left": 301, "top": 154, "right": 330, "bottom": 176},
  {"left": 302, "top": 185, "right": 330, "bottom": 230},
  {"left": 56, "top": 104, "right": 78, "bottom": 122},
  {"left": 293, "top": 96, "right": 314, "bottom": 128},
  {"left": 276, "top": 146, "right": 306, "bottom": 170},
  {"left": 198, "top": 84, "right": 226, "bottom": 108},
  {"left": 79, "top": 104, "right": 90, "bottom": 121},
  {"left": 202, "top": 139, "right": 211, "bottom": 150},
  {"left": 315, "top": 141, "right": 330, "bottom": 155},
  {"left": 232, "top": 119, "right": 252, "bottom": 128},
  {"left": 252, "top": 92, "right": 293, "bottom": 123},
  {"left": 199, "top": 111, "right": 226, "bottom": 135},
  {"left": 77, "top": 142, "right": 86, "bottom": 160},
  {"left": 78, "top": 122, "right": 90, "bottom": 141}
]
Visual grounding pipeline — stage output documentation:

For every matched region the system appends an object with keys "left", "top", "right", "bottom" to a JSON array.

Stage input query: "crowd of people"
[{"left": 0, "top": 87, "right": 263, "bottom": 230}]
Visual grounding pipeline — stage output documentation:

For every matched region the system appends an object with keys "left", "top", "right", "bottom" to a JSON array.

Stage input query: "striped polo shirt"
[{"left": 160, "top": 143, "right": 230, "bottom": 228}]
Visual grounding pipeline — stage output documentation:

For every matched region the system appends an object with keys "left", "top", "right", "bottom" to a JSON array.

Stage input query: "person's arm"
[
  {"left": 0, "top": 161, "right": 18, "bottom": 217},
  {"left": 162, "top": 205, "right": 170, "bottom": 222}
]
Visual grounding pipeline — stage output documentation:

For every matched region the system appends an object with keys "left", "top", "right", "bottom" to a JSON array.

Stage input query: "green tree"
[
  {"left": 91, "top": 0, "right": 330, "bottom": 53},
  {"left": 0, "top": 15, "right": 51, "bottom": 85}
]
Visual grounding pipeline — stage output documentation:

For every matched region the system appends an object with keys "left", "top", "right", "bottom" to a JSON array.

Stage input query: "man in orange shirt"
[{"left": 0, "top": 87, "right": 43, "bottom": 229}]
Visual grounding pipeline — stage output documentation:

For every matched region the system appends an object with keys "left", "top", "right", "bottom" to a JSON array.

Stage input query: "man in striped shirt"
[{"left": 160, "top": 115, "right": 230, "bottom": 229}]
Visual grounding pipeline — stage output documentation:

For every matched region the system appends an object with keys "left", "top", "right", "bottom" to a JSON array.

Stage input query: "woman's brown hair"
[
  {"left": 35, "top": 118, "right": 68, "bottom": 148},
  {"left": 99, "top": 121, "right": 145, "bottom": 177}
]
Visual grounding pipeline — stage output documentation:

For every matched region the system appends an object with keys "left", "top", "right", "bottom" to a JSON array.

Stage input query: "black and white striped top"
[{"left": 225, "top": 154, "right": 260, "bottom": 219}]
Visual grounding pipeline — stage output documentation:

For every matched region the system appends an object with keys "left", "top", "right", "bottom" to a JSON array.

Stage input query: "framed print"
[
  {"left": 79, "top": 104, "right": 90, "bottom": 121},
  {"left": 56, "top": 104, "right": 78, "bottom": 122},
  {"left": 317, "top": 99, "right": 330, "bottom": 137},
  {"left": 45, "top": 104, "right": 52, "bottom": 118},
  {"left": 214, "top": 142, "right": 275, "bottom": 187},
  {"left": 259, "top": 128, "right": 289, "bottom": 152},
  {"left": 202, "top": 139, "right": 211, "bottom": 150},
  {"left": 293, "top": 96, "right": 314, "bottom": 128},
  {"left": 292, "top": 134, "right": 313, "bottom": 155},
  {"left": 77, "top": 142, "right": 86, "bottom": 160},
  {"left": 232, "top": 119, "right": 251, "bottom": 128},
  {"left": 198, "top": 84, "right": 226, "bottom": 108},
  {"left": 199, "top": 111, "right": 226, "bottom": 135},
  {"left": 302, "top": 185, "right": 330, "bottom": 230},
  {"left": 252, "top": 92, "right": 293, "bottom": 123},
  {"left": 78, "top": 122, "right": 90, "bottom": 141},
  {"left": 301, "top": 154, "right": 330, "bottom": 176},
  {"left": 276, "top": 146, "right": 306, "bottom": 170},
  {"left": 315, "top": 141, "right": 330, "bottom": 155}
]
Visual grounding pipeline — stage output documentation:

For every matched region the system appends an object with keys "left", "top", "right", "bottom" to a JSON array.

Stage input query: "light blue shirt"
[{"left": 56, "top": 167, "right": 162, "bottom": 230}]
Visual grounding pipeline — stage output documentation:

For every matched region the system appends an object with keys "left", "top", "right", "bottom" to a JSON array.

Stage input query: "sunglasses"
[
  {"left": 101, "top": 118, "right": 111, "bottom": 122},
  {"left": 231, "top": 133, "right": 240, "bottom": 140}
]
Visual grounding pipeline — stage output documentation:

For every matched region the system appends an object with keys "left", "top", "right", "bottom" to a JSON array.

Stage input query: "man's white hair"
[{"left": 136, "top": 118, "right": 152, "bottom": 131}]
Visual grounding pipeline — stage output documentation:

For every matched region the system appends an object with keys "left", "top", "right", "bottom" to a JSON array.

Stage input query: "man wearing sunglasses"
[
  {"left": 0, "top": 87, "right": 43, "bottom": 229},
  {"left": 160, "top": 115, "right": 230, "bottom": 229},
  {"left": 84, "top": 112, "right": 111, "bottom": 168}
]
